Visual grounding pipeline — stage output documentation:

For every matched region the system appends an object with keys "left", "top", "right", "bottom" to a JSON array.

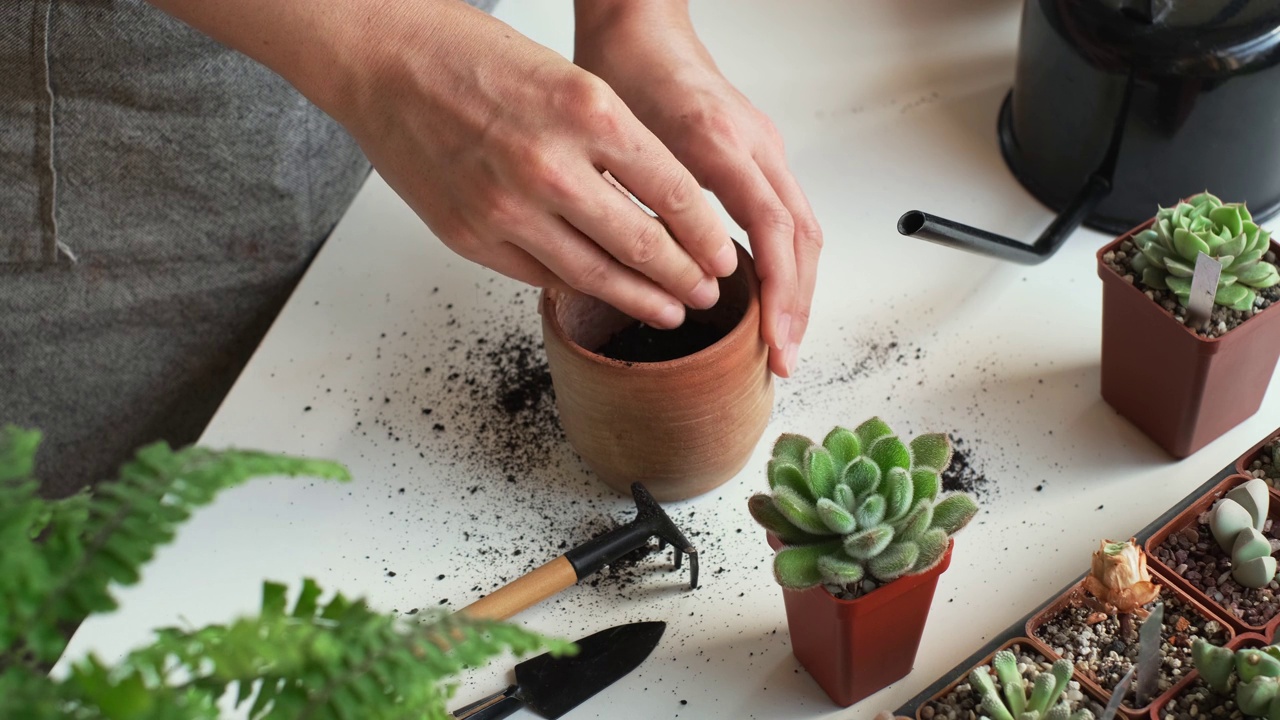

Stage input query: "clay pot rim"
[
  {"left": 1095, "top": 219, "right": 1280, "bottom": 347},
  {"left": 1143, "top": 473, "right": 1280, "bottom": 636},
  {"left": 540, "top": 242, "right": 763, "bottom": 372}
]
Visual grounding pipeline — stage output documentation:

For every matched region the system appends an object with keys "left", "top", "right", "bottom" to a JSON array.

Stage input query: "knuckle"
[
  {"left": 563, "top": 73, "right": 620, "bottom": 134},
  {"left": 798, "top": 218, "right": 824, "bottom": 250},
  {"left": 654, "top": 171, "right": 697, "bottom": 217},
  {"left": 758, "top": 204, "right": 796, "bottom": 236},
  {"left": 626, "top": 221, "right": 667, "bottom": 267},
  {"left": 567, "top": 258, "right": 611, "bottom": 293},
  {"left": 478, "top": 190, "right": 523, "bottom": 230}
]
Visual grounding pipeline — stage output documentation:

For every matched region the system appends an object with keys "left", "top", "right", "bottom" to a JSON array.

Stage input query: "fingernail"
[
  {"left": 785, "top": 342, "right": 799, "bottom": 376},
  {"left": 689, "top": 276, "right": 720, "bottom": 309},
  {"left": 656, "top": 302, "right": 685, "bottom": 329},
  {"left": 774, "top": 313, "right": 792, "bottom": 350},
  {"left": 713, "top": 243, "right": 738, "bottom": 276}
]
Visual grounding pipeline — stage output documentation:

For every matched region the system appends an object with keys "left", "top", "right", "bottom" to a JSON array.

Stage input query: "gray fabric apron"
[{"left": 0, "top": 0, "right": 491, "bottom": 496}]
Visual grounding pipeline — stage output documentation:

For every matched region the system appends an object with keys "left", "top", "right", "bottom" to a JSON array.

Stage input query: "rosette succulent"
[
  {"left": 1131, "top": 192, "right": 1279, "bottom": 310},
  {"left": 748, "top": 418, "right": 979, "bottom": 590}
]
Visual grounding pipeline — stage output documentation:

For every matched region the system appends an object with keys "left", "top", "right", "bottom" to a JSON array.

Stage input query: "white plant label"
[{"left": 1188, "top": 253, "right": 1222, "bottom": 329}]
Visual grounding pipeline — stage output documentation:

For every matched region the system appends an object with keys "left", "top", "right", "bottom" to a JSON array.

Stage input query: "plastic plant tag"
[{"left": 1187, "top": 253, "right": 1222, "bottom": 329}]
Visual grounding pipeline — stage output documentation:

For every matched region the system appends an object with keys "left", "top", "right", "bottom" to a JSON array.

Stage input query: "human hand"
[{"left": 574, "top": 2, "right": 823, "bottom": 377}]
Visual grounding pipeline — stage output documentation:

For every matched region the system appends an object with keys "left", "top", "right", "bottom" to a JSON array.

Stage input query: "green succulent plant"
[
  {"left": 1130, "top": 192, "right": 1279, "bottom": 310},
  {"left": 748, "top": 418, "right": 979, "bottom": 591},
  {"left": 1192, "top": 638, "right": 1280, "bottom": 718},
  {"left": 1207, "top": 478, "right": 1277, "bottom": 589},
  {"left": 968, "top": 650, "right": 1093, "bottom": 720}
]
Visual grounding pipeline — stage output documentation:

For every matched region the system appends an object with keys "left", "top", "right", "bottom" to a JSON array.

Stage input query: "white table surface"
[{"left": 61, "top": 1, "right": 1280, "bottom": 718}]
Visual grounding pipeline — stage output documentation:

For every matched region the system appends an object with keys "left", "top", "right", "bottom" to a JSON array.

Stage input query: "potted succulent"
[
  {"left": 916, "top": 639, "right": 1101, "bottom": 720},
  {"left": 1147, "top": 475, "right": 1280, "bottom": 635},
  {"left": 747, "top": 418, "right": 979, "bottom": 706},
  {"left": 540, "top": 242, "right": 772, "bottom": 502},
  {"left": 1170, "top": 634, "right": 1280, "bottom": 718},
  {"left": 1028, "top": 538, "right": 1233, "bottom": 715},
  {"left": 1239, "top": 428, "right": 1280, "bottom": 487},
  {"left": 1097, "top": 192, "right": 1280, "bottom": 457}
]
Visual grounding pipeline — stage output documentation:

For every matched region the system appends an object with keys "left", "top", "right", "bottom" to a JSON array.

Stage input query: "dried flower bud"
[{"left": 1083, "top": 537, "right": 1161, "bottom": 614}]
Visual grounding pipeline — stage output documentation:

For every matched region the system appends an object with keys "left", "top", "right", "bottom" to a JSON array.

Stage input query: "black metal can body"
[{"left": 1001, "top": 0, "right": 1280, "bottom": 233}]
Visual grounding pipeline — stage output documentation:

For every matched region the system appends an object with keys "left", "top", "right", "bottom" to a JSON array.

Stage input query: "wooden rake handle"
[{"left": 457, "top": 555, "right": 578, "bottom": 621}]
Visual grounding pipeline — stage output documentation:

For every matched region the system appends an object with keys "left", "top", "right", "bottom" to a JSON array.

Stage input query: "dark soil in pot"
[
  {"left": 595, "top": 319, "right": 727, "bottom": 363},
  {"left": 1032, "top": 594, "right": 1229, "bottom": 706},
  {"left": 1102, "top": 242, "right": 1280, "bottom": 339},
  {"left": 1153, "top": 516, "right": 1280, "bottom": 628},
  {"left": 1243, "top": 437, "right": 1280, "bottom": 487},
  {"left": 920, "top": 643, "right": 1099, "bottom": 720},
  {"left": 1158, "top": 675, "right": 1242, "bottom": 720}
]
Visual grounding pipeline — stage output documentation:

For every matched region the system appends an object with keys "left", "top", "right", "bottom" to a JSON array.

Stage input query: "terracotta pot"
[
  {"left": 1097, "top": 225, "right": 1280, "bottom": 458},
  {"left": 767, "top": 534, "right": 955, "bottom": 707},
  {"left": 1236, "top": 426, "right": 1280, "bottom": 477},
  {"left": 1145, "top": 474, "right": 1280, "bottom": 636},
  {"left": 540, "top": 242, "right": 773, "bottom": 502},
  {"left": 913, "top": 637, "right": 1107, "bottom": 720},
  {"left": 1026, "top": 571, "right": 1236, "bottom": 717},
  {"left": 1147, "top": 632, "right": 1268, "bottom": 720}
]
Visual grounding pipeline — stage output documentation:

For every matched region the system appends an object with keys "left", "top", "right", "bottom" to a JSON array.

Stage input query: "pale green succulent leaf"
[
  {"left": 1216, "top": 283, "right": 1250, "bottom": 308},
  {"left": 869, "top": 436, "right": 911, "bottom": 476},
  {"left": 843, "top": 524, "right": 893, "bottom": 560},
  {"left": 773, "top": 541, "right": 843, "bottom": 590},
  {"left": 1174, "top": 228, "right": 1211, "bottom": 260},
  {"left": 748, "top": 494, "right": 825, "bottom": 545},
  {"left": 867, "top": 541, "right": 919, "bottom": 582},
  {"left": 852, "top": 417, "right": 894, "bottom": 451},
  {"left": 1165, "top": 257, "right": 1196, "bottom": 278},
  {"left": 816, "top": 553, "right": 865, "bottom": 587},
  {"left": 832, "top": 483, "right": 856, "bottom": 514},
  {"left": 932, "top": 493, "right": 979, "bottom": 535},
  {"left": 771, "top": 434, "right": 812, "bottom": 466},
  {"left": 767, "top": 460, "right": 810, "bottom": 500},
  {"left": 882, "top": 466, "right": 914, "bottom": 521},
  {"left": 1239, "top": 262, "right": 1280, "bottom": 289},
  {"left": 911, "top": 468, "right": 940, "bottom": 504},
  {"left": 1141, "top": 268, "right": 1169, "bottom": 290},
  {"left": 821, "top": 427, "right": 861, "bottom": 469},
  {"left": 815, "top": 497, "right": 857, "bottom": 535},
  {"left": 912, "top": 528, "right": 949, "bottom": 573},
  {"left": 1165, "top": 275, "right": 1192, "bottom": 296},
  {"left": 842, "top": 457, "right": 881, "bottom": 499},
  {"left": 771, "top": 486, "right": 831, "bottom": 536},
  {"left": 854, "top": 494, "right": 886, "bottom": 530},
  {"left": 908, "top": 433, "right": 952, "bottom": 471},
  {"left": 803, "top": 446, "right": 838, "bottom": 501}
]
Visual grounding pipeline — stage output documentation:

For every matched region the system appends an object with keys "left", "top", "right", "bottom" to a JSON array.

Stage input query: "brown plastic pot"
[
  {"left": 1026, "top": 570, "right": 1236, "bottom": 717},
  {"left": 913, "top": 637, "right": 1107, "bottom": 720},
  {"left": 540, "top": 242, "right": 773, "bottom": 502},
  {"left": 1147, "top": 632, "right": 1269, "bottom": 720},
  {"left": 1145, "top": 474, "right": 1280, "bottom": 636},
  {"left": 1236, "top": 426, "right": 1280, "bottom": 477},
  {"left": 767, "top": 534, "right": 955, "bottom": 707},
  {"left": 1097, "top": 225, "right": 1280, "bottom": 458}
]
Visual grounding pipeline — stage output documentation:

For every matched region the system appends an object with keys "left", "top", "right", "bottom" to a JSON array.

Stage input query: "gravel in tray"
[
  {"left": 1157, "top": 675, "right": 1242, "bottom": 720},
  {"left": 1153, "top": 517, "right": 1280, "bottom": 627},
  {"left": 920, "top": 643, "right": 1097, "bottom": 720}
]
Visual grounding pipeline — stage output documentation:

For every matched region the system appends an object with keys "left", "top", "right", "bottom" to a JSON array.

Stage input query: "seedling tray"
[{"left": 893, "top": 425, "right": 1280, "bottom": 717}]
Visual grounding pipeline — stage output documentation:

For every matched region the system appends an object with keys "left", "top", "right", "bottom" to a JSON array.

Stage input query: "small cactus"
[
  {"left": 749, "top": 418, "right": 979, "bottom": 591},
  {"left": 967, "top": 651, "right": 1094, "bottom": 720},
  {"left": 1191, "top": 638, "right": 1280, "bottom": 718},
  {"left": 1131, "top": 192, "right": 1280, "bottom": 310},
  {"left": 1207, "top": 479, "right": 1277, "bottom": 589}
]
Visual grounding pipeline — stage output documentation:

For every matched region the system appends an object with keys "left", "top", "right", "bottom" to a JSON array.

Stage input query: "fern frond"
[{"left": 14, "top": 442, "right": 350, "bottom": 664}]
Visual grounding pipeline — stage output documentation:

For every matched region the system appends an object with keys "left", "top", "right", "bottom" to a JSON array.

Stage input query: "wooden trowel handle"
[{"left": 458, "top": 556, "right": 578, "bottom": 621}]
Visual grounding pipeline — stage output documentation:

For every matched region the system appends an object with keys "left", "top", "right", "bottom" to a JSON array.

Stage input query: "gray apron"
[{"left": 0, "top": 1, "right": 487, "bottom": 495}]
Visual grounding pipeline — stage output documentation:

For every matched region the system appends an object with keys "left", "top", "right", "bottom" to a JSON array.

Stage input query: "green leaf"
[
  {"left": 932, "top": 493, "right": 979, "bottom": 534},
  {"left": 832, "top": 483, "right": 857, "bottom": 513},
  {"left": 881, "top": 467, "right": 914, "bottom": 521},
  {"left": 854, "top": 494, "right": 886, "bottom": 530},
  {"left": 853, "top": 417, "right": 894, "bottom": 451},
  {"left": 1165, "top": 257, "right": 1196, "bottom": 278},
  {"left": 1211, "top": 206, "right": 1245, "bottom": 238},
  {"left": 1231, "top": 248, "right": 1265, "bottom": 271},
  {"left": 895, "top": 499, "right": 934, "bottom": 542},
  {"left": 868, "top": 541, "right": 920, "bottom": 582},
  {"left": 1220, "top": 233, "right": 1248, "bottom": 258},
  {"left": 816, "top": 553, "right": 865, "bottom": 587},
  {"left": 751, "top": 493, "right": 828, "bottom": 545},
  {"left": 843, "top": 524, "right": 894, "bottom": 560},
  {"left": 774, "top": 542, "right": 843, "bottom": 589},
  {"left": 1238, "top": 262, "right": 1280, "bottom": 289},
  {"left": 771, "top": 434, "right": 812, "bottom": 466},
  {"left": 908, "top": 433, "right": 951, "bottom": 471},
  {"left": 911, "top": 469, "right": 940, "bottom": 504},
  {"left": 1166, "top": 275, "right": 1192, "bottom": 296},
  {"left": 913, "top": 528, "right": 950, "bottom": 573},
  {"left": 767, "top": 460, "right": 810, "bottom": 500},
  {"left": 771, "top": 486, "right": 831, "bottom": 536},
  {"left": 263, "top": 581, "right": 288, "bottom": 618},
  {"left": 869, "top": 436, "right": 911, "bottom": 476},
  {"left": 1174, "top": 228, "right": 1211, "bottom": 260},
  {"left": 0, "top": 426, "right": 41, "bottom": 483},
  {"left": 1131, "top": 252, "right": 1151, "bottom": 273},
  {"left": 821, "top": 427, "right": 861, "bottom": 468},
  {"left": 842, "top": 457, "right": 881, "bottom": 499},
  {"left": 1141, "top": 268, "right": 1169, "bottom": 290},
  {"left": 816, "top": 498, "right": 856, "bottom": 535},
  {"left": 803, "top": 447, "right": 838, "bottom": 501},
  {"left": 1216, "top": 283, "right": 1250, "bottom": 308}
]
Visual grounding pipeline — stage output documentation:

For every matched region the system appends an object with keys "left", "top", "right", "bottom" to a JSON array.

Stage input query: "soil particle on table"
[
  {"left": 1153, "top": 515, "right": 1280, "bottom": 627},
  {"left": 940, "top": 435, "right": 997, "bottom": 505},
  {"left": 920, "top": 644, "right": 1097, "bottom": 720},
  {"left": 1244, "top": 436, "right": 1280, "bottom": 487},
  {"left": 1159, "top": 675, "right": 1242, "bottom": 720},
  {"left": 1104, "top": 244, "right": 1280, "bottom": 339},
  {"left": 595, "top": 319, "right": 727, "bottom": 363},
  {"left": 1032, "top": 594, "right": 1228, "bottom": 707}
]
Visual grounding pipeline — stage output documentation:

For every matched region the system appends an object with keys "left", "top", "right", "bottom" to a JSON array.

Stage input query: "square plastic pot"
[
  {"left": 1145, "top": 474, "right": 1280, "bottom": 636},
  {"left": 913, "top": 637, "right": 1107, "bottom": 720},
  {"left": 769, "top": 536, "right": 954, "bottom": 707},
  {"left": 1148, "top": 632, "right": 1269, "bottom": 720},
  {"left": 1236, "top": 425, "right": 1280, "bottom": 478},
  {"left": 1097, "top": 227, "right": 1280, "bottom": 458},
  {"left": 1026, "top": 571, "right": 1236, "bottom": 717}
]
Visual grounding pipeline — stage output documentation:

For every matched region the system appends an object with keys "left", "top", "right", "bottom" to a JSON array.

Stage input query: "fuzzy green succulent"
[
  {"left": 1130, "top": 192, "right": 1279, "bottom": 310},
  {"left": 968, "top": 651, "right": 1093, "bottom": 720},
  {"left": 1192, "top": 638, "right": 1280, "bottom": 718},
  {"left": 748, "top": 418, "right": 979, "bottom": 590}
]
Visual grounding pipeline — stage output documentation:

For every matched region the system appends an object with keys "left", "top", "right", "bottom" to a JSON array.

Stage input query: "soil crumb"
[
  {"left": 596, "top": 319, "right": 727, "bottom": 363},
  {"left": 940, "top": 435, "right": 995, "bottom": 503}
]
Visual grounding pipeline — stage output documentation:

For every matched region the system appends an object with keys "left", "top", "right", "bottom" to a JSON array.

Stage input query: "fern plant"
[{"left": 0, "top": 425, "right": 571, "bottom": 720}]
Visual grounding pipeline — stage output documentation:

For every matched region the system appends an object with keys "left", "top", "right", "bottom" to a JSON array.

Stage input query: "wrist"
[{"left": 573, "top": 0, "right": 695, "bottom": 64}]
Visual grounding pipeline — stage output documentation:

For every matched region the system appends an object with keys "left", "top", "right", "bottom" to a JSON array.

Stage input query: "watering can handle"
[{"left": 458, "top": 556, "right": 578, "bottom": 621}]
